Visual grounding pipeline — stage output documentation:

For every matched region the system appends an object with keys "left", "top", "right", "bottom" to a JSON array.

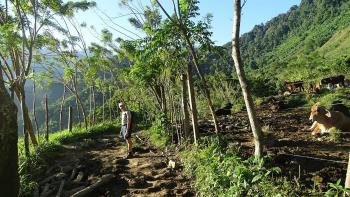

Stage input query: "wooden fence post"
[
  {"left": 345, "top": 152, "right": 350, "bottom": 188},
  {"left": 68, "top": 106, "right": 73, "bottom": 132},
  {"left": 45, "top": 94, "right": 49, "bottom": 141}
]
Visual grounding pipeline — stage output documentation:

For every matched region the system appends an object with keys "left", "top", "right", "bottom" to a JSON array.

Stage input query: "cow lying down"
[{"left": 309, "top": 103, "right": 350, "bottom": 135}]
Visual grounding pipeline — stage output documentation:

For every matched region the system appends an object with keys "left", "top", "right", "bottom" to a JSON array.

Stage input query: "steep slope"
[{"left": 217, "top": 0, "right": 350, "bottom": 96}]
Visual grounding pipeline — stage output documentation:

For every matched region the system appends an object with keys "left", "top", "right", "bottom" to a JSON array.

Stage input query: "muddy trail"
[
  {"left": 199, "top": 103, "right": 350, "bottom": 191},
  {"left": 35, "top": 132, "right": 193, "bottom": 197}
]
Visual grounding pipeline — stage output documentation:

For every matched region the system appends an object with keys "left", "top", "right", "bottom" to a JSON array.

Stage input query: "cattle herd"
[{"left": 285, "top": 75, "right": 349, "bottom": 93}]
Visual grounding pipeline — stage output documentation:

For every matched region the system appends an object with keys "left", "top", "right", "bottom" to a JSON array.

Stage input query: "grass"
[
  {"left": 18, "top": 121, "right": 118, "bottom": 197},
  {"left": 180, "top": 136, "right": 297, "bottom": 196}
]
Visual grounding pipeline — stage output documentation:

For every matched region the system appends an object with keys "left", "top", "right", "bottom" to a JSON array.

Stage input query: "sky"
[
  {"left": 72, "top": 0, "right": 301, "bottom": 46},
  {"left": 0, "top": 0, "right": 301, "bottom": 46}
]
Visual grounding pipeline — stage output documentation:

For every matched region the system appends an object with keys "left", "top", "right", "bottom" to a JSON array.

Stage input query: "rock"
[
  {"left": 56, "top": 172, "right": 66, "bottom": 180},
  {"left": 168, "top": 160, "right": 176, "bottom": 169},
  {"left": 74, "top": 172, "right": 84, "bottom": 183}
]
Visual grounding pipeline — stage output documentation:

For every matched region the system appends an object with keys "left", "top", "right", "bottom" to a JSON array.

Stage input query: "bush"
[
  {"left": 147, "top": 113, "right": 171, "bottom": 149},
  {"left": 180, "top": 137, "right": 296, "bottom": 196}
]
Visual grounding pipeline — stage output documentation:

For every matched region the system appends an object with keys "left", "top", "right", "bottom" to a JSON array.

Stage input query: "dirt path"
[{"left": 37, "top": 132, "right": 193, "bottom": 197}]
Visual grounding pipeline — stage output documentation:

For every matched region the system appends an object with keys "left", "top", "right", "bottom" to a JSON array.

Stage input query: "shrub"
[
  {"left": 147, "top": 113, "right": 171, "bottom": 149},
  {"left": 181, "top": 137, "right": 296, "bottom": 196},
  {"left": 329, "top": 128, "right": 342, "bottom": 142}
]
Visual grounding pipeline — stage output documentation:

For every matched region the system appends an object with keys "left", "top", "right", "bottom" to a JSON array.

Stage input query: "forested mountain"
[{"left": 221, "top": 0, "right": 350, "bottom": 95}]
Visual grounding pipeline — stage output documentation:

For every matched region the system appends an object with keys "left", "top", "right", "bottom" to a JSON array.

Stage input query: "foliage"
[
  {"left": 325, "top": 179, "right": 350, "bottom": 197},
  {"left": 328, "top": 128, "right": 341, "bottom": 142},
  {"left": 147, "top": 113, "right": 171, "bottom": 149},
  {"left": 180, "top": 137, "right": 297, "bottom": 196}
]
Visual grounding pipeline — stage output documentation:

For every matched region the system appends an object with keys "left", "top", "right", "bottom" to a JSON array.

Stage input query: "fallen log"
[{"left": 71, "top": 174, "right": 115, "bottom": 197}]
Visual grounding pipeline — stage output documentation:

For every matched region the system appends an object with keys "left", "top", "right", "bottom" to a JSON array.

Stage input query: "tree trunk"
[
  {"left": 33, "top": 70, "right": 39, "bottom": 142},
  {"left": 0, "top": 69, "right": 19, "bottom": 197},
  {"left": 45, "top": 94, "right": 49, "bottom": 141},
  {"left": 75, "top": 92, "right": 88, "bottom": 130},
  {"left": 15, "top": 87, "right": 38, "bottom": 146},
  {"left": 180, "top": 29, "right": 219, "bottom": 134},
  {"left": 89, "top": 86, "right": 92, "bottom": 126},
  {"left": 187, "top": 63, "right": 199, "bottom": 144},
  {"left": 232, "top": 0, "right": 263, "bottom": 158},
  {"left": 102, "top": 72, "right": 106, "bottom": 122},
  {"left": 75, "top": 95, "right": 81, "bottom": 127},
  {"left": 68, "top": 106, "right": 73, "bottom": 132},
  {"left": 181, "top": 73, "right": 190, "bottom": 139},
  {"left": 92, "top": 86, "right": 96, "bottom": 124},
  {"left": 20, "top": 90, "right": 30, "bottom": 158},
  {"left": 161, "top": 84, "right": 167, "bottom": 114},
  {"left": 59, "top": 85, "right": 66, "bottom": 131},
  {"left": 109, "top": 89, "right": 112, "bottom": 121}
]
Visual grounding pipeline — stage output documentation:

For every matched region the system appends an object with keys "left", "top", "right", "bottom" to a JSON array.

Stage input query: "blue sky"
[{"left": 73, "top": 0, "right": 301, "bottom": 46}]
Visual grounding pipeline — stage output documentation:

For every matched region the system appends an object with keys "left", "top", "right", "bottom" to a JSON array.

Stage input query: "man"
[{"left": 118, "top": 102, "right": 133, "bottom": 158}]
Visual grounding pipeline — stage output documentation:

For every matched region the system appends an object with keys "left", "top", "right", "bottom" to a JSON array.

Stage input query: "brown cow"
[
  {"left": 307, "top": 81, "right": 321, "bottom": 94},
  {"left": 285, "top": 81, "right": 304, "bottom": 92}
]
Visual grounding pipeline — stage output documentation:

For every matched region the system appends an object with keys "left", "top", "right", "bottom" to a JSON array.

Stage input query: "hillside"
[{"left": 220, "top": 0, "right": 350, "bottom": 96}]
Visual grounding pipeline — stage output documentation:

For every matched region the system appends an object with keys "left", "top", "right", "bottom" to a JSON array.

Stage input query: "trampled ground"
[{"left": 35, "top": 132, "right": 193, "bottom": 197}]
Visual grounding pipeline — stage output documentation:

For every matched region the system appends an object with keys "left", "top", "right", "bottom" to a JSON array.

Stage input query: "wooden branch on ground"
[{"left": 71, "top": 174, "right": 115, "bottom": 197}]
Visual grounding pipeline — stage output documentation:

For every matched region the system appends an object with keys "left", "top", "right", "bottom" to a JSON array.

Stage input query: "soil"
[
  {"left": 199, "top": 102, "right": 350, "bottom": 193},
  {"left": 36, "top": 98, "right": 349, "bottom": 196},
  {"left": 36, "top": 133, "right": 193, "bottom": 197}
]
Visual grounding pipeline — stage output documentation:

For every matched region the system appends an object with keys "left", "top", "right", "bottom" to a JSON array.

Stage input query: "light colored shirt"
[{"left": 121, "top": 110, "right": 131, "bottom": 126}]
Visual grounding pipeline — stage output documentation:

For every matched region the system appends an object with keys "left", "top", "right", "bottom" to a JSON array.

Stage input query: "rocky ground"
[{"left": 35, "top": 132, "right": 193, "bottom": 197}]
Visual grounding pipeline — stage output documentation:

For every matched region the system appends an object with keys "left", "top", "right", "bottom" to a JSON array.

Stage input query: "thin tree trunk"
[
  {"left": 109, "top": 89, "right": 112, "bottom": 121},
  {"left": 232, "top": 0, "right": 263, "bottom": 158},
  {"left": 75, "top": 95, "right": 81, "bottom": 127},
  {"left": 45, "top": 94, "right": 49, "bottom": 141},
  {"left": 187, "top": 63, "right": 199, "bottom": 144},
  {"left": 89, "top": 86, "right": 92, "bottom": 126},
  {"left": 0, "top": 68, "right": 19, "bottom": 197},
  {"left": 103, "top": 72, "right": 106, "bottom": 122},
  {"left": 92, "top": 86, "right": 96, "bottom": 124},
  {"left": 32, "top": 69, "right": 39, "bottom": 142},
  {"left": 182, "top": 32, "right": 219, "bottom": 133},
  {"left": 181, "top": 73, "right": 190, "bottom": 139},
  {"left": 59, "top": 85, "right": 66, "bottom": 131},
  {"left": 68, "top": 106, "right": 73, "bottom": 132},
  {"left": 20, "top": 89, "right": 30, "bottom": 158},
  {"left": 75, "top": 92, "right": 88, "bottom": 130},
  {"left": 15, "top": 87, "right": 38, "bottom": 146}
]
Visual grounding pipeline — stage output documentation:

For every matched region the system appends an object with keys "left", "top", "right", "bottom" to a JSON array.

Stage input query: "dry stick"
[
  {"left": 71, "top": 174, "right": 114, "bottom": 197},
  {"left": 45, "top": 94, "right": 49, "bottom": 141}
]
